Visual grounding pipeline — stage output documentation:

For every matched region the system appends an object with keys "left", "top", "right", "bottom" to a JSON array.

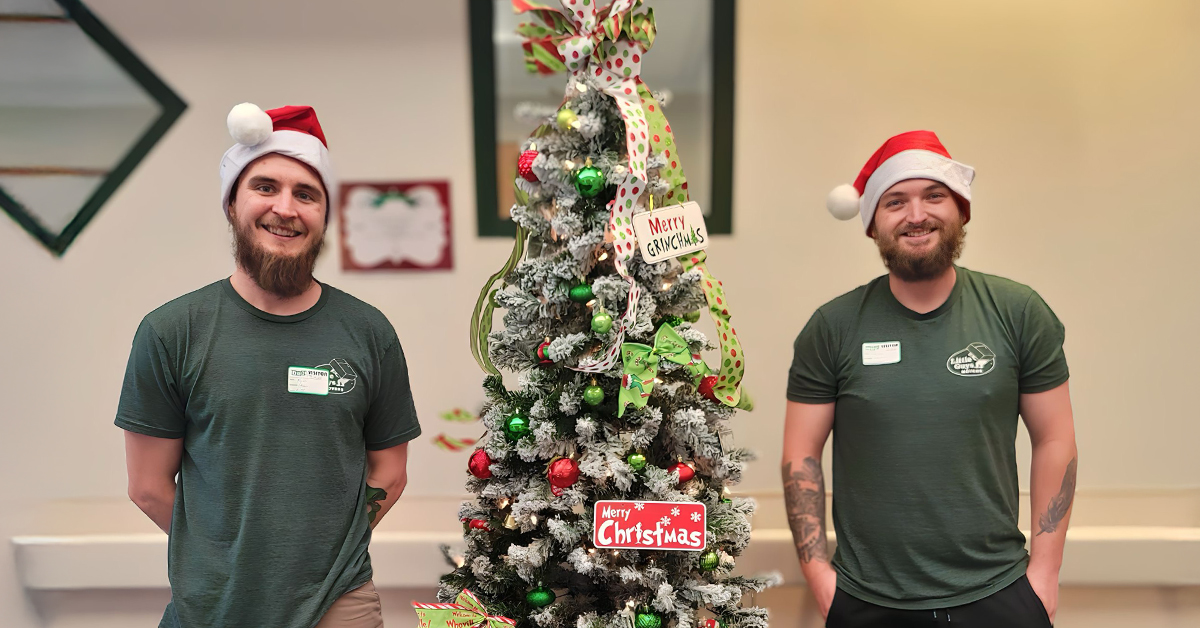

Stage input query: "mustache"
[
  {"left": 258, "top": 217, "right": 305, "bottom": 233},
  {"left": 894, "top": 220, "right": 942, "bottom": 236}
]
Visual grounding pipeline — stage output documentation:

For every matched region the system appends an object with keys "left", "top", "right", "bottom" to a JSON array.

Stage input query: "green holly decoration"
[
  {"left": 569, "top": 283, "right": 594, "bottom": 303},
  {"left": 661, "top": 315, "right": 683, "bottom": 327},
  {"left": 683, "top": 310, "right": 702, "bottom": 323},
  {"left": 574, "top": 165, "right": 605, "bottom": 198},
  {"left": 504, "top": 413, "right": 531, "bottom": 441},
  {"left": 635, "top": 609, "right": 663, "bottom": 628},
  {"left": 627, "top": 452, "right": 647, "bottom": 471},
  {"left": 527, "top": 586, "right": 556, "bottom": 608},
  {"left": 583, "top": 385, "right": 605, "bottom": 406},
  {"left": 591, "top": 311, "right": 614, "bottom": 334},
  {"left": 699, "top": 549, "right": 720, "bottom": 571}
]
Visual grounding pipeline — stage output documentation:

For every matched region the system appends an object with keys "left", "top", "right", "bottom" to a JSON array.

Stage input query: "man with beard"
[
  {"left": 782, "top": 131, "right": 1078, "bottom": 627},
  {"left": 115, "top": 104, "right": 419, "bottom": 628}
]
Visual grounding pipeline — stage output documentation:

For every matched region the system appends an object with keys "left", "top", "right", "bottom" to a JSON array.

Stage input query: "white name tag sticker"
[
  {"left": 862, "top": 341, "right": 901, "bottom": 366},
  {"left": 287, "top": 366, "right": 330, "bottom": 395},
  {"left": 631, "top": 201, "right": 709, "bottom": 264}
]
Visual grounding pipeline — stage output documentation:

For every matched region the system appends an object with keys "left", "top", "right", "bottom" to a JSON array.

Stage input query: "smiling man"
[
  {"left": 115, "top": 104, "right": 420, "bottom": 628},
  {"left": 782, "top": 131, "right": 1078, "bottom": 627}
]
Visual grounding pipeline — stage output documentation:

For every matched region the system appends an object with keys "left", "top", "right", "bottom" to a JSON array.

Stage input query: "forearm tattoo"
[
  {"left": 1037, "top": 457, "right": 1077, "bottom": 536},
  {"left": 783, "top": 457, "right": 829, "bottom": 563}
]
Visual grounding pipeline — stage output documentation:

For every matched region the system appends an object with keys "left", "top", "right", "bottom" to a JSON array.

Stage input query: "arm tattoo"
[
  {"left": 783, "top": 457, "right": 829, "bottom": 563},
  {"left": 1036, "top": 457, "right": 1077, "bottom": 536}
]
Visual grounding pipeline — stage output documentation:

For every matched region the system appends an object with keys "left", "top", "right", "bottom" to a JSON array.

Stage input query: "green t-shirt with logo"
[
  {"left": 115, "top": 279, "right": 421, "bottom": 628},
  {"left": 787, "top": 266, "right": 1068, "bottom": 610}
]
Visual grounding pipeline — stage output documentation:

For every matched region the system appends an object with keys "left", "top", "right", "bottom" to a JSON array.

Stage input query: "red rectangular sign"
[{"left": 593, "top": 500, "right": 707, "bottom": 551}]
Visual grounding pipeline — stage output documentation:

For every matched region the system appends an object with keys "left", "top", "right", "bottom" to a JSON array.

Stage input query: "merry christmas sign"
[
  {"left": 339, "top": 181, "right": 453, "bottom": 271},
  {"left": 631, "top": 201, "right": 708, "bottom": 264},
  {"left": 593, "top": 500, "right": 707, "bottom": 551}
]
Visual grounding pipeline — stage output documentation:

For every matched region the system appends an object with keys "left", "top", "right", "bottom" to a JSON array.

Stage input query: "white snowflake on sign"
[
  {"left": 634, "top": 502, "right": 645, "bottom": 511},
  {"left": 660, "top": 516, "right": 671, "bottom": 526},
  {"left": 671, "top": 507, "right": 681, "bottom": 517},
  {"left": 690, "top": 512, "right": 701, "bottom": 522}
]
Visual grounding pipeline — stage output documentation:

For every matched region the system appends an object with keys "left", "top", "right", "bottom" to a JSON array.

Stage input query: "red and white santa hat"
[
  {"left": 219, "top": 103, "right": 336, "bottom": 219},
  {"left": 826, "top": 130, "right": 974, "bottom": 235}
]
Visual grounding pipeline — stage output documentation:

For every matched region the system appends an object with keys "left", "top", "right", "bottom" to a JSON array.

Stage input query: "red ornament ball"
[
  {"left": 669, "top": 462, "right": 696, "bottom": 485},
  {"left": 699, "top": 620, "right": 720, "bottom": 628},
  {"left": 537, "top": 339, "right": 554, "bottom": 365},
  {"left": 547, "top": 457, "right": 581, "bottom": 496},
  {"left": 698, "top": 375, "right": 719, "bottom": 402},
  {"left": 467, "top": 518, "right": 491, "bottom": 531},
  {"left": 518, "top": 149, "right": 539, "bottom": 182},
  {"left": 468, "top": 448, "right": 493, "bottom": 479}
]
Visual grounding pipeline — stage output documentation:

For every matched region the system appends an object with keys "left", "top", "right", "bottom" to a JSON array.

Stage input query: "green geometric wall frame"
[{"left": 0, "top": 0, "right": 186, "bottom": 256}]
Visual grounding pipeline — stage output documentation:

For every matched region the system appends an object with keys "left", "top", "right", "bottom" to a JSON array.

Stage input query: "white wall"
[{"left": 2, "top": 0, "right": 1199, "bottom": 626}]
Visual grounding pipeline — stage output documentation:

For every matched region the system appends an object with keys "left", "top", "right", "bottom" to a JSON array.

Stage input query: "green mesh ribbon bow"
[
  {"left": 413, "top": 589, "right": 516, "bottom": 628},
  {"left": 618, "top": 323, "right": 710, "bottom": 416}
]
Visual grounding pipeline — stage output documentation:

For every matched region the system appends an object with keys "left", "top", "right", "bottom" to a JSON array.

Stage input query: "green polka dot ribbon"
[
  {"left": 680, "top": 252, "right": 751, "bottom": 410},
  {"left": 639, "top": 84, "right": 750, "bottom": 410}
]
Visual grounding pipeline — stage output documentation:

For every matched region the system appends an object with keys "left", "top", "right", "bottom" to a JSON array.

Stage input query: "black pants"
[{"left": 826, "top": 576, "right": 1053, "bottom": 628}]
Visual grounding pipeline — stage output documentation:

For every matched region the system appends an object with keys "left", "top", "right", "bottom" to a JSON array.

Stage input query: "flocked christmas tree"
[{"left": 419, "top": 3, "right": 777, "bottom": 628}]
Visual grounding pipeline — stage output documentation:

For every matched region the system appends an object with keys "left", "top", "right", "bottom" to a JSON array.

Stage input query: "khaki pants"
[{"left": 315, "top": 580, "right": 384, "bottom": 628}]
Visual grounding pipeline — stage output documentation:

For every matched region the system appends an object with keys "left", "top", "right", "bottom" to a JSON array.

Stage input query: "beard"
[
  {"left": 874, "top": 216, "right": 965, "bottom": 282},
  {"left": 231, "top": 214, "right": 324, "bottom": 298}
]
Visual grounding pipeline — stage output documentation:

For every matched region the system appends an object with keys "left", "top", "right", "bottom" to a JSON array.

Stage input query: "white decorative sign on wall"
[{"left": 631, "top": 201, "right": 709, "bottom": 264}]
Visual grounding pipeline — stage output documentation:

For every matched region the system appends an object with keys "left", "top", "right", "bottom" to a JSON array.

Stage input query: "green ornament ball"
[
  {"left": 574, "top": 165, "right": 606, "bottom": 198},
  {"left": 635, "top": 610, "right": 663, "bottom": 628},
  {"left": 569, "top": 283, "right": 594, "bottom": 303},
  {"left": 503, "top": 414, "right": 531, "bottom": 441},
  {"left": 556, "top": 107, "right": 578, "bottom": 130},
  {"left": 583, "top": 385, "right": 605, "bottom": 406},
  {"left": 699, "top": 549, "right": 720, "bottom": 572},
  {"left": 527, "top": 586, "right": 556, "bottom": 608},
  {"left": 591, "top": 311, "right": 614, "bottom": 334},
  {"left": 627, "top": 452, "right": 647, "bottom": 471},
  {"left": 684, "top": 310, "right": 702, "bottom": 323}
]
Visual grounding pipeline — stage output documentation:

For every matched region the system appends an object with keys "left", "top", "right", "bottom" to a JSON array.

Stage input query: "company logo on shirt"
[
  {"left": 314, "top": 358, "right": 357, "bottom": 394},
  {"left": 946, "top": 343, "right": 997, "bottom": 377}
]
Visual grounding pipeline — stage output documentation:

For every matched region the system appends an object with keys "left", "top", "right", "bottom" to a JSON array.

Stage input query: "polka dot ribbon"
[
  {"left": 640, "top": 83, "right": 750, "bottom": 410},
  {"left": 514, "top": 0, "right": 657, "bottom": 374}
]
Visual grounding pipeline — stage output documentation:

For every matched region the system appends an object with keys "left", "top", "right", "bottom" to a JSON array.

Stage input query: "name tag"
[
  {"left": 287, "top": 366, "right": 330, "bottom": 395},
  {"left": 862, "top": 341, "right": 901, "bottom": 366}
]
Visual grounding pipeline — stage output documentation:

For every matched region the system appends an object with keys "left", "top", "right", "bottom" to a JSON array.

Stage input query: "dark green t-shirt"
[
  {"left": 787, "top": 267, "right": 1068, "bottom": 610},
  {"left": 115, "top": 279, "right": 421, "bottom": 628}
]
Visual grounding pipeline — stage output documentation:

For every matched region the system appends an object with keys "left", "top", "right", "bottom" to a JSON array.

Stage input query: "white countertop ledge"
[{"left": 13, "top": 526, "right": 1200, "bottom": 590}]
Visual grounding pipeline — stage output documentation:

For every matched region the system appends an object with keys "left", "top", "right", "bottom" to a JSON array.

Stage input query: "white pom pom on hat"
[
  {"left": 826, "top": 183, "right": 860, "bottom": 221},
  {"left": 227, "top": 102, "right": 273, "bottom": 147}
]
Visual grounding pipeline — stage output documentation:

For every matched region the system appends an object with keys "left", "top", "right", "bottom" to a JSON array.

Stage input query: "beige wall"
[{"left": 1, "top": 0, "right": 1198, "bottom": 626}]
